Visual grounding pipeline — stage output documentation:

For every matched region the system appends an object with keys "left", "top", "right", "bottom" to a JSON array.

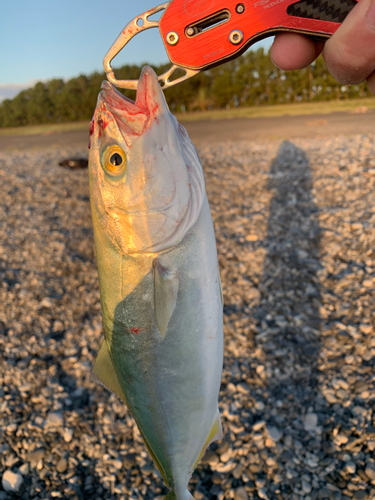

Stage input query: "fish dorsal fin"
[
  {"left": 92, "top": 340, "right": 127, "bottom": 404},
  {"left": 154, "top": 259, "right": 179, "bottom": 339}
]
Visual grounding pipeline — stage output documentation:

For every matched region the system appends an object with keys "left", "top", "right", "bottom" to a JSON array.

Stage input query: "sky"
[{"left": 1, "top": 0, "right": 273, "bottom": 101}]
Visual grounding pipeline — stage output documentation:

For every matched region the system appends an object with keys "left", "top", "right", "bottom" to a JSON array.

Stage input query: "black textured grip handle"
[{"left": 287, "top": 0, "right": 357, "bottom": 22}]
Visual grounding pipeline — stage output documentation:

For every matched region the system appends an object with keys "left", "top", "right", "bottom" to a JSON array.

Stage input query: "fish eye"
[
  {"left": 110, "top": 153, "right": 122, "bottom": 166},
  {"left": 102, "top": 145, "right": 127, "bottom": 177}
]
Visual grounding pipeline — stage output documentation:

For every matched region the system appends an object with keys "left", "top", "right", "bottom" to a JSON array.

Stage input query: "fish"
[{"left": 88, "top": 65, "right": 224, "bottom": 500}]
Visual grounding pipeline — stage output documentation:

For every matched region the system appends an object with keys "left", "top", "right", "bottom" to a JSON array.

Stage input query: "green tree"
[{"left": 0, "top": 50, "right": 370, "bottom": 128}]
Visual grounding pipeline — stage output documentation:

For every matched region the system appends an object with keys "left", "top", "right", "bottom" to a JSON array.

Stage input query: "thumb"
[{"left": 323, "top": 0, "right": 375, "bottom": 84}]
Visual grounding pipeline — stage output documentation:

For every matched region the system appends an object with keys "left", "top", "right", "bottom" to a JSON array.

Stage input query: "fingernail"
[
  {"left": 269, "top": 43, "right": 282, "bottom": 70},
  {"left": 270, "top": 56, "right": 282, "bottom": 70}
]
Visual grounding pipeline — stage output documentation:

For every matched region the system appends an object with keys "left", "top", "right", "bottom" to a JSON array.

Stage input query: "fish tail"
[{"left": 164, "top": 489, "right": 195, "bottom": 500}]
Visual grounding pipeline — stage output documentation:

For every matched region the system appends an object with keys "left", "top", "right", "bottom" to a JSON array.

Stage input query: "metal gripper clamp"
[{"left": 103, "top": 2, "right": 199, "bottom": 90}]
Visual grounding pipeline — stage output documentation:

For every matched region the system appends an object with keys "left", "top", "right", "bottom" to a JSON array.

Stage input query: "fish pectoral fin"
[
  {"left": 193, "top": 410, "right": 223, "bottom": 470},
  {"left": 92, "top": 340, "right": 127, "bottom": 404},
  {"left": 154, "top": 259, "right": 179, "bottom": 339}
]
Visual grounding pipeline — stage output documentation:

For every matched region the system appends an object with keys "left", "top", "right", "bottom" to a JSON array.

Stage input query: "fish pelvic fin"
[
  {"left": 154, "top": 258, "right": 179, "bottom": 339},
  {"left": 164, "top": 490, "right": 195, "bottom": 500},
  {"left": 92, "top": 340, "right": 127, "bottom": 404},
  {"left": 193, "top": 409, "right": 223, "bottom": 470}
]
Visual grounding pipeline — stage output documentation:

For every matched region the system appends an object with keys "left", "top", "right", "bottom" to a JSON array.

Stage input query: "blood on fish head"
[{"left": 89, "top": 66, "right": 204, "bottom": 255}]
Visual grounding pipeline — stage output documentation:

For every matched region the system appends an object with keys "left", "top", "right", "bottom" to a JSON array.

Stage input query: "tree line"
[{"left": 0, "top": 48, "right": 370, "bottom": 128}]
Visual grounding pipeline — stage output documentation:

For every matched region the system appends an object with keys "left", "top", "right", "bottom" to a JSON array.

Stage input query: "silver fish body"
[{"left": 88, "top": 66, "right": 223, "bottom": 500}]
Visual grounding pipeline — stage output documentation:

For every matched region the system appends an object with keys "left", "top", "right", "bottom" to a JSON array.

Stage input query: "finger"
[
  {"left": 367, "top": 70, "right": 375, "bottom": 94},
  {"left": 323, "top": 0, "right": 375, "bottom": 84},
  {"left": 270, "top": 33, "right": 324, "bottom": 70}
]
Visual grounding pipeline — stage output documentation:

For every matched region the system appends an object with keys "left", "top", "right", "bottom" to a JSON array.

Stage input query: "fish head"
[{"left": 89, "top": 66, "right": 204, "bottom": 255}]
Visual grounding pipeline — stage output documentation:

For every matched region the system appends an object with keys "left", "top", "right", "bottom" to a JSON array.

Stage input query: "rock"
[
  {"left": 318, "top": 487, "right": 332, "bottom": 499},
  {"left": 255, "top": 479, "right": 266, "bottom": 488},
  {"left": 220, "top": 450, "right": 232, "bottom": 463},
  {"left": 284, "top": 435, "right": 293, "bottom": 447},
  {"left": 56, "top": 458, "right": 68, "bottom": 473},
  {"left": 232, "top": 464, "right": 244, "bottom": 479},
  {"left": 2, "top": 470, "right": 23, "bottom": 492},
  {"left": 216, "top": 441, "right": 230, "bottom": 455},
  {"left": 353, "top": 491, "right": 368, "bottom": 500},
  {"left": 306, "top": 458, "right": 318, "bottom": 468},
  {"left": 365, "top": 466, "right": 375, "bottom": 481},
  {"left": 45, "top": 412, "right": 64, "bottom": 429},
  {"left": 123, "top": 453, "right": 137, "bottom": 468},
  {"left": 304, "top": 413, "right": 318, "bottom": 431},
  {"left": 201, "top": 450, "right": 219, "bottom": 466},
  {"left": 266, "top": 426, "right": 282, "bottom": 442},
  {"left": 234, "top": 487, "right": 248, "bottom": 500},
  {"left": 28, "top": 449, "right": 45, "bottom": 465},
  {"left": 112, "top": 459, "right": 123, "bottom": 470},
  {"left": 335, "top": 434, "right": 349, "bottom": 445},
  {"left": 212, "top": 472, "right": 222, "bottom": 484},
  {"left": 359, "top": 324, "right": 372, "bottom": 334},
  {"left": 63, "top": 428, "right": 73, "bottom": 443},
  {"left": 237, "top": 382, "right": 250, "bottom": 394},
  {"left": 324, "top": 390, "right": 338, "bottom": 404},
  {"left": 253, "top": 420, "right": 265, "bottom": 432},
  {"left": 258, "top": 488, "right": 269, "bottom": 500},
  {"left": 58, "top": 158, "right": 88, "bottom": 170},
  {"left": 345, "top": 462, "right": 356, "bottom": 474},
  {"left": 18, "top": 463, "right": 29, "bottom": 475},
  {"left": 254, "top": 401, "right": 265, "bottom": 411},
  {"left": 352, "top": 406, "right": 367, "bottom": 417},
  {"left": 18, "top": 383, "right": 33, "bottom": 393},
  {"left": 302, "top": 480, "right": 312, "bottom": 493},
  {"left": 40, "top": 298, "right": 53, "bottom": 308},
  {"left": 194, "top": 492, "right": 205, "bottom": 500},
  {"left": 216, "top": 461, "right": 237, "bottom": 473}
]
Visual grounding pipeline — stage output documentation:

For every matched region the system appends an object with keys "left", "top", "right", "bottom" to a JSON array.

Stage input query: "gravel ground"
[{"left": 0, "top": 134, "right": 374, "bottom": 500}]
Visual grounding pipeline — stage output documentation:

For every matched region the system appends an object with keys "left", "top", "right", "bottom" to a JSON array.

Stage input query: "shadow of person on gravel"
[
  {"left": 257, "top": 140, "right": 322, "bottom": 406},
  {"left": 254, "top": 141, "right": 332, "bottom": 496}
]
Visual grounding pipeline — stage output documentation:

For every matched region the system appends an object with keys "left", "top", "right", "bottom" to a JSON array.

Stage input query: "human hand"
[{"left": 270, "top": 0, "right": 375, "bottom": 94}]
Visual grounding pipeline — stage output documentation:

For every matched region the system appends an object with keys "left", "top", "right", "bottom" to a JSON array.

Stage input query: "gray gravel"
[{"left": 0, "top": 134, "right": 374, "bottom": 500}]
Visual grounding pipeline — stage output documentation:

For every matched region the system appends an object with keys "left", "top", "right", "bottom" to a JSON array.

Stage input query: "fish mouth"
[
  {"left": 95, "top": 83, "right": 149, "bottom": 138},
  {"left": 100, "top": 82, "right": 144, "bottom": 118},
  {"left": 95, "top": 66, "right": 170, "bottom": 139}
]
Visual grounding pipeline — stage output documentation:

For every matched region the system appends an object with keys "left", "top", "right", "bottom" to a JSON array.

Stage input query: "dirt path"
[{"left": 0, "top": 110, "right": 374, "bottom": 151}]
